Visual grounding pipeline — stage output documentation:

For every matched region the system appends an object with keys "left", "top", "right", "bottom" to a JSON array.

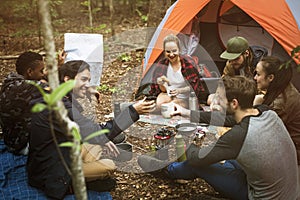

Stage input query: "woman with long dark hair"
[{"left": 254, "top": 56, "right": 300, "bottom": 164}]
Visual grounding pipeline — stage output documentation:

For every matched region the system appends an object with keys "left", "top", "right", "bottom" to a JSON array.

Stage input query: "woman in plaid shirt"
[{"left": 149, "top": 34, "right": 208, "bottom": 110}]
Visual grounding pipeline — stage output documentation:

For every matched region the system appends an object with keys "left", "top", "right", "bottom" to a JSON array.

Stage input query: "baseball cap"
[{"left": 220, "top": 36, "right": 249, "bottom": 60}]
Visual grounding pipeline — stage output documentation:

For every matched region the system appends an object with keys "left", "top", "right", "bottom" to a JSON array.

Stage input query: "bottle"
[
  {"left": 189, "top": 91, "right": 198, "bottom": 111},
  {"left": 175, "top": 134, "right": 186, "bottom": 162}
]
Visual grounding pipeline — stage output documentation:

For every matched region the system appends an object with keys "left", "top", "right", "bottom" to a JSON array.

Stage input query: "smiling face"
[
  {"left": 73, "top": 68, "right": 91, "bottom": 98},
  {"left": 254, "top": 61, "right": 273, "bottom": 91},
  {"left": 164, "top": 41, "right": 180, "bottom": 63}
]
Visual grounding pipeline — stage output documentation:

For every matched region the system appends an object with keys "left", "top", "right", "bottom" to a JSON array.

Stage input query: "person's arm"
[
  {"left": 191, "top": 110, "right": 236, "bottom": 127},
  {"left": 68, "top": 99, "right": 110, "bottom": 146},
  {"left": 101, "top": 104, "right": 140, "bottom": 140},
  {"left": 186, "top": 125, "right": 246, "bottom": 167},
  {"left": 169, "top": 86, "right": 190, "bottom": 97},
  {"left": 172, "top": 103, "right": 236, "bottom": 127}
]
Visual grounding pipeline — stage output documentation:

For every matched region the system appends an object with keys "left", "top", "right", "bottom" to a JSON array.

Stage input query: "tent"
[{"left": 141, "top": 0, "right": 300, "bottom": 91}]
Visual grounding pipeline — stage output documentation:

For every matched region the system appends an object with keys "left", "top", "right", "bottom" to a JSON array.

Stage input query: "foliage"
[
  {"left": 81, "top": 1, "right": 101, "bottom": 14},
  {"left": 86, "top": 23, "right": 112, "bottom": 33},
  {"left": 136, "top": 8, "right": 148, "bottom": 22},
  {"left": 60, "top": 129, "right": 109, "bottom": 148},
  {"left": 119, "top": 53, "right": 132, "bottom": 62},
  {"left": 281, "top": 46, "right": 300, "bottom": 72},
  {"left": 96, "top": 84, "right": 118, "bottom": 93},
  {"left": 30, "top": 80, "right": 75, "bottom": 112}
]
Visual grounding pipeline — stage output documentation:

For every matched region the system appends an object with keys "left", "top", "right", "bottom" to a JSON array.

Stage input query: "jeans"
[{"left": 167, "top": 160, "right": 248, "bottom": 200}]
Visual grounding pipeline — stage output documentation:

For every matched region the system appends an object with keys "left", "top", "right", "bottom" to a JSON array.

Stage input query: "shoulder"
[
  {"left": 154, "top": 58, "right": 169, "bottom": 72},
  {"left": 180, "top": 55, "right": 196, "bottom": 66}
]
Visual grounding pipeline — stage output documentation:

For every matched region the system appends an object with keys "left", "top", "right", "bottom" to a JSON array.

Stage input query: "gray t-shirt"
[{"left": 189, "top": 105, "right": 299, "bottom": 199}]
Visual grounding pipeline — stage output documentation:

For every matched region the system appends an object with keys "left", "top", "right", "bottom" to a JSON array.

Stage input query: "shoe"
[
  {"left": 137, "top": 155, "right": 171, "bottom": 179},
  {"left": 86, "top": 177, "right": 116, "bottom": 192},
  {"left": 112, "top": 133, "right": 127, "bottom": 144}
]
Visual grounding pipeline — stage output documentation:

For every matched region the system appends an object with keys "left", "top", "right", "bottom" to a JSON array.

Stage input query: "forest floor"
[{"left": 0, "top": 4, "right": 228, "bottom": 199}]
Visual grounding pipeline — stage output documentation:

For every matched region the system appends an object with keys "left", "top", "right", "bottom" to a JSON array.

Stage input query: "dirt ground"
[{"left": 0, "top": 3, "right": 229, "bottom": 199}]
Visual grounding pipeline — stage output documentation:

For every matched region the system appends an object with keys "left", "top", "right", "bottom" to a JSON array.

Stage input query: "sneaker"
[
  {"left": 137, "top": 155, "right": 171, "bottom": 179},
  {"left": 86, "top": 177, "right": 117, "bottom": 192},
  {"left": 112, "top": 133, "right": 127, "bottom": 144}
]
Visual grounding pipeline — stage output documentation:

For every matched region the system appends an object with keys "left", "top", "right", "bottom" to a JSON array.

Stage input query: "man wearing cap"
[{"left": 221, "top": 36, "right": 267, "bottom": 78}]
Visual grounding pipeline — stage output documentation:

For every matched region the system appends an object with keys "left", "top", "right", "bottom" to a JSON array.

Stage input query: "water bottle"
[
  {"left": 175, "top": 134, "right": 186, "bottom": 162},
  {"left": 189, "top": 91, "right": 198, "bottom": 111}
]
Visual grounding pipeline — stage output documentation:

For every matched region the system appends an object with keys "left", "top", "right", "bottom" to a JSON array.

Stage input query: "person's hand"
[
  {"left": 206, "top": 93, "right": 215, "bottom": 105},
  {"left": 105, "top": 141, "right": 119, "bottom": 158},
  {"left": 88, "top": 86, "right": 100, "bottom": 103},
  {"left": 133, "top": 97, "right": 156, "bottom": 115},
  {"left": 157, "top": 75, "right": 169, "bottom": 85},
  {"left": 57, "top": 50, "right": 68, "bottom": 66},
  {"left": 209, "top": 93, "right": 223, "bottom": 112},
  {"left": 168, "top": 88, "right": 179, "bottom": 97},
  {"left": 171, "top": 103, "right": 191, "bottom": 117}
]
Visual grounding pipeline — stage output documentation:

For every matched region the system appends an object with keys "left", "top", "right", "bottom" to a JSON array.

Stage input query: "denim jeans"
[{"left": 167, "top": 160, "right": 248, "bottom": 200}]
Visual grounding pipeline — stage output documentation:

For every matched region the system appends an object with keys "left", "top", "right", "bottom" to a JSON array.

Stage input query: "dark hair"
[
  {"left": 260, "top": 56, "right": 292, "bottom": 105},
  {"left": 58, "top": 60, "right": 90, "bottom": 83},
  {"left": 221, "top": 75, "right": 257, "bottom": 109},
  {"left": 15, "top": 51, "right": 43, "bottom": 75},
  {"left": 163, "top": 34, "right": 181, "bottom": 52}
]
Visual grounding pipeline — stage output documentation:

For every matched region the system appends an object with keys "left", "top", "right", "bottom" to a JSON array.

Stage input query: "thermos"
[
  {"left": 175, "top": 134, "right": 186, "bottom": 162},
  {"left": 189, "top": 91, "right": 198, "bottom": 111}
]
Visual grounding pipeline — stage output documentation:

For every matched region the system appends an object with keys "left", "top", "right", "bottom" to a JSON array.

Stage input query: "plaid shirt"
[{"left": 150, "top": 55, "right": 208, "bottom": 104}]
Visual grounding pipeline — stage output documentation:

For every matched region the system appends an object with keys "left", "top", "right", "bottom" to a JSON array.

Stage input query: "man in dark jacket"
[
  {"left": 221, "top": 36, "right": 268, "bottom": 78},
  {"left": 27, "top": 60, "right": 156, "bottom": 199},
  {"left": 0, "top": 51, "right": 46, "bottom": 154}
]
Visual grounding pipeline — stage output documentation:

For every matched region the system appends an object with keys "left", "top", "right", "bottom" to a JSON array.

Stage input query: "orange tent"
[{"left": 142, "top": 0, "right": 300, "bottom": 83}]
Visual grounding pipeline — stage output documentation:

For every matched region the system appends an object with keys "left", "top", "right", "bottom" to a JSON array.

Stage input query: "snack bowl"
[
  {"left": 114, "top": 143, "right": 133, "bottom": 162},
  {"left": 175, "top": 123, "right": 197, "bottom": 136},
  {"left": 198, "top": 123, "right": 209, "bottom": 127}
]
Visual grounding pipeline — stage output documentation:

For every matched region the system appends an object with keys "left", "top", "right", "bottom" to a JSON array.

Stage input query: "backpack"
[{"left": 250, "top": 45, "right": 268, "bottom": 70}]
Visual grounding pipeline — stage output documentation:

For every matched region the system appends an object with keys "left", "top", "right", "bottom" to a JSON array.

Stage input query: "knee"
[{"left": 101, "top": 159, "right": 116, "bottom": 171}]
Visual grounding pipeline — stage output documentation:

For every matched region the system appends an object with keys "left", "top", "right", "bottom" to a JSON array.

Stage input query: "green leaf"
[
  {"left": 59, "top": 142, "right": 74, "bottom": 147},
  {"left": 83, "top": 129, "right": 109, "bottom": 142},
  {"left": 291, "top": 46, "right": 300, "bottom": 57},
  {"left": 48, "top": 80, "right": 75, "bottom": 106},
  {"left": 27, "top": 80, "right": 47, "bottom": 97},
  {"left": 27, "top": 80, "right": 51, "bottom": 103},
  {"left": 31, "top": 103, "right": 47, "bottom": 113},
  {"left": 71, "top": 126, "right": 82, "bottom": 141}
]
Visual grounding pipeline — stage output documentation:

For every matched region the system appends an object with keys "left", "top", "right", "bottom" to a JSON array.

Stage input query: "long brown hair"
[{"left": 260, "top": 56, "right": 292, "bottom": 105}]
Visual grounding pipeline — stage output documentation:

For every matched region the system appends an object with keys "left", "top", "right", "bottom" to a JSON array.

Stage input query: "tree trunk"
[
  {"left": 147, "top": 0, "right": 170, "bottom": 28},
  {"left": 88, "top": 0, "right": 93, "bottom": 29},
  {"left": 129, "top": 0, "right": 136, "bottom": 15},
  {"left": 37, "top": 1, "right": 87, "bottom": 199},
  {"left": 146, "top": 0, "right": 169, "bottom": 44},
  {"left": 109, "top": 0, "right": 115, "bottom": 36}
]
